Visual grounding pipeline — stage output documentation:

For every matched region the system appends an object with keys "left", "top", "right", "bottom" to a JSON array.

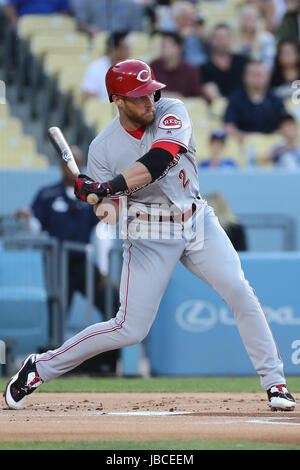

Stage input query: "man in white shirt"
[{"left": 82, "top": 32, "right": 130, "bottom": 100}]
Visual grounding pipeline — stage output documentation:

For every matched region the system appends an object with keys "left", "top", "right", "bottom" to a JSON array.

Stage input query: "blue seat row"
[{"left": 0, "top": 250, "right": 49, "bottom": 368}]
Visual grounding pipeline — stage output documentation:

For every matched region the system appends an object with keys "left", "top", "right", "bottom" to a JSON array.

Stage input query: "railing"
[
  {"left": 2, "top": 233, "right": 61, "bottom": 345},
  {"left": 237, "top": 213, "right": 297, "bottom": 251},
  {"left": 1, "top": 231, "right": 122, "bottom": 347},
  {"left": 61, "top": 241, "right": 95, "bottom": 342}
]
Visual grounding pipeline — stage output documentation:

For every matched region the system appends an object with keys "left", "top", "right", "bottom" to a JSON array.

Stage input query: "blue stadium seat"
[{"left": 0, "top": 251, "right": 49, "bottom": 360}]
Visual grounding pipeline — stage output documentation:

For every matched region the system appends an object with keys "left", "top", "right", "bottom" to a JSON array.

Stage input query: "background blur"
[{"left": 0, "top": 0, "right": 300, "bottom": 379}]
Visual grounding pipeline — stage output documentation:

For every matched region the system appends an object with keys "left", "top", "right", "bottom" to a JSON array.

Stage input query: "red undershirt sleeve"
[{"left": 150, "top": 141, "right": 181, "bottom": 157}]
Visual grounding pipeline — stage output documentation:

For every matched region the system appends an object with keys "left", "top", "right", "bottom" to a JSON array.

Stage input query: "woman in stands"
[{"left": 270, "top": 39, "right": 300, "bottom": 99}]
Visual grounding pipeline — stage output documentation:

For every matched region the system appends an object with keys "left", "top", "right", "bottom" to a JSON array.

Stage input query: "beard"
[{"left": 124, "top": 105, "right": 155, "bottom": 126}]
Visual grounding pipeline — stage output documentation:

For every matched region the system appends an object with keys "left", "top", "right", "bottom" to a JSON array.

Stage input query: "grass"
[
  {"left": 0, "top": 440, "right": 299, "bottom": 450},
  {"left": 1, "top": 376, "right": 300, "bottom": 394}
]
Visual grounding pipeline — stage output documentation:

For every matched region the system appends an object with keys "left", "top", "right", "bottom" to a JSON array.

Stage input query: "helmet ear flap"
[{"left": 154, "top": 90, "right": 161, "bottom": 102}]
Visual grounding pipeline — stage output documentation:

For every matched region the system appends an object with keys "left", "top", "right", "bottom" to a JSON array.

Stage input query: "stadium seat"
[
  {"left": 0, "top": 102, "right": 9, "bottom": 119},
  {"left": 226, "top": 137, "right": 243, "bottom": 166},
  {"left": 92, "top": 32, "right": 109, "bottom": 57},
  {"left": 0, "top": 250, "right": 49, "bottom": 358},
  {"left": 0, "top": 134, "right": 48, "bottom": 168},
  {"left": 149, "top": 34, "right": 162, "bottom": 61},
  {"left": 83, "top": 98, "right": 117, "bottom": 131},
  {"left": 56, "top": 65, "right": 90, "bottom": 112},
  {"left": 242, "top": 133, "right": 282, "bottom": 167},
  {"left": 128, "top": 32, "right": 151, "bottom": 60},
  {"left": 17, "top": 14, "right": 76, "bottom": 40},
  {"left": 197, "top": 0, "right": 238, "bottom": 30},
  {"left": 182, "top": 98, "right": 208, "bottom": 116},
  {"left": 209, "top": 97, "right": 228, "bottom": 120},
  {"left": 43, "top": 51, "right": 96, "bottom": 80},
  {"left": 0, "top": 117, "right": 23, "bottom": 138},
  {"left": 30, "top": 32, "right": 90, "bottom": 60}
]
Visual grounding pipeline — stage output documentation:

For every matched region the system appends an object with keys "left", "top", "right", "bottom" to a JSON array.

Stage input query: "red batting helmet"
[{"left": 105, "top": 59, "right": 166, "bottom": 102}]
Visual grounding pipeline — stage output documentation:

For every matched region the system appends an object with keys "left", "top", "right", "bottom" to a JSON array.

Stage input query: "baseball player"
[{"left": 4, "top": 60, "right": 296, "bottom": 412}]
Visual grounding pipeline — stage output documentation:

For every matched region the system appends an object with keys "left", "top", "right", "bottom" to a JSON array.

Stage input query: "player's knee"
[
  {"left": 119, "top": 326, "right": 148, "bottom": 347},
  {"left": 222, "top": 277, "right": 254, "bottom": 310}
]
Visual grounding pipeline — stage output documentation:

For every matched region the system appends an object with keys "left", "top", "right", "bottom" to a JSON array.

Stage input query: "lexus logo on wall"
[{"left": 175, "top": 300, "right": 218, "bottom": 332}]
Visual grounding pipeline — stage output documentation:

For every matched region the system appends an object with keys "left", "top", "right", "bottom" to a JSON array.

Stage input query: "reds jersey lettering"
[{"left": 158, "top": 113, "right": 182, "bottom": 130}]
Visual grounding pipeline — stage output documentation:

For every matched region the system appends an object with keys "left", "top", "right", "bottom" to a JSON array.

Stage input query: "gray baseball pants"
[{"left": 36, "top": 203, "right": 285, "bottom": 390}]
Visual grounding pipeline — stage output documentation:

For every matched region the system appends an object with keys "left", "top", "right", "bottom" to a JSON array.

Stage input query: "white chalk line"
[
  {"left": 245, "top": 419, "right": 300, "bottom": 427},
  {"left": 1, "top": 409, "right": 300, "bottom": 427}
]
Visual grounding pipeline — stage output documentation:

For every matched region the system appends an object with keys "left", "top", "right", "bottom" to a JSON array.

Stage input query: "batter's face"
[{"left": 114, "top": 93, "right": 156, "bottom": 128}]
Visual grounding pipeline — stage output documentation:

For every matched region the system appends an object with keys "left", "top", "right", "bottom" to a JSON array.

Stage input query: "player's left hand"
[{"left": 74, "top": 174, "right": 112, "bottom": 203}]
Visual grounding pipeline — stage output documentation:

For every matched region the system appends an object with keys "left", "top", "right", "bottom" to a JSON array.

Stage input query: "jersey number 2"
[{"left": 178, "top": 169, "right": 190, "bottom": 189}]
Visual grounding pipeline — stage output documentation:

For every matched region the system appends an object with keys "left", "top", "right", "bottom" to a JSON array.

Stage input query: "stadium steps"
[{"left": 1, "top": 64, "right": 74, "bottom": 166}]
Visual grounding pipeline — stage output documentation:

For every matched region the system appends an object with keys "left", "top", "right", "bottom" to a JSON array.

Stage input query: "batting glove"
[{"left": 74, "top": 174, "right": 128, "bottom": 203}]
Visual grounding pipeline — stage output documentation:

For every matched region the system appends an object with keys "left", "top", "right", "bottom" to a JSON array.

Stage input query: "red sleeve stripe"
[
  {"left": 152, "top": 138, "right": 188, "bottom": 152},
  {"left": 150, "top": 141, "right": 181, "bottom": 157}
]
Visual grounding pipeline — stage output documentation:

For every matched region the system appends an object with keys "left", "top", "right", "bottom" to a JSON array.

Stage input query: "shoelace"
[{"left": 23, "top": 373, "right": 43, "bottom": 392}]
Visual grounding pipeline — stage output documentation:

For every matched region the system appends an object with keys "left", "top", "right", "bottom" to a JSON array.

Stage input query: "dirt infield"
[{"left": 1, "top": 392, "right": 300, "bottom": 445}]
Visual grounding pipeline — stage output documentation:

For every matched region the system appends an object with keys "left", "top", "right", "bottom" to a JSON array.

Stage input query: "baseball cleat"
[
  {"left": 3, "top": 354, "right": 43, "bottom": 410},
  {"left": 267, "top": 384, "right": 296, "bottom": 411}
]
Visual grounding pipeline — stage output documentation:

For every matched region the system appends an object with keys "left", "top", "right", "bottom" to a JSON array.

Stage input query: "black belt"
[{"left": 137, "top": 203, "right": 196, "bottom": 223}]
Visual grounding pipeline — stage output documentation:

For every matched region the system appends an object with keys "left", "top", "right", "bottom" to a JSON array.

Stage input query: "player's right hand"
[{"left": 74, "top": 174, "right": 103, "bottom": 203}]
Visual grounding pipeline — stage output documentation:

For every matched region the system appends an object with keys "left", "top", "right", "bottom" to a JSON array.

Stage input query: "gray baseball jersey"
[{"left": 87, "top": 98, "right": 200, "bottom": 212}]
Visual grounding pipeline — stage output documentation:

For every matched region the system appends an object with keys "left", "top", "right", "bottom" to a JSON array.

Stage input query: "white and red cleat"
[
  {"left": 267, "top": 384, "right": 296, "bottom": 411},
  {"left": 3, "top": 354, "right": 43, "bottom": 410}
]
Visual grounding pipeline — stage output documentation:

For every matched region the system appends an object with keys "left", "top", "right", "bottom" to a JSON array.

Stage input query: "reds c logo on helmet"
[
  {"left": 105, "top": 59, "right": 166, "bottom": 102},
  {"left": 137, "top": 69, "right": 150, "bottom": 82}
]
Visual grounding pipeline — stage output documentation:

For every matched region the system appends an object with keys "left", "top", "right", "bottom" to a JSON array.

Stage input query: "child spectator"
[
  {"left": 199, "top": 129, "right": 238, "bottom": 169},
  {"left": 265, "top": 113, "right": 300, "bottom": 168}
]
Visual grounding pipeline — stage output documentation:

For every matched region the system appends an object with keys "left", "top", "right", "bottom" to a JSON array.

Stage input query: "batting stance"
[{"left": 4, "top": 60, "right": 296, "bottom": 412}]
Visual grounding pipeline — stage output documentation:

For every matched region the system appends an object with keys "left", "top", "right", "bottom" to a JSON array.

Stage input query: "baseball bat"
[{"left": 47, "top": 126, "right": 99, "bottom": 205}]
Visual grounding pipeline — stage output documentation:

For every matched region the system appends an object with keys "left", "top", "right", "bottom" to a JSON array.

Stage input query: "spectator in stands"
[
  {"left": 224, "top": 61, "right": 286, "bottom": 139},
  {"left": 82, "top": 32, "right": 130, "bottom": 101},
  {"left": 71, "top": 0, "right": 145, "bottom": 35},
  {"left": 204, "top": 192, "right": 248, "bottom": 251},
  {"left": 199, "top": 129, "right": 238, "bottom": 169},
  {"left": 270, "top": 39, "right": 300, "bottom": 98},
  {"left": 3, "top": 0, "right": 70, "bottom": 31},
  {"left": 150, "top": 32, "right": 204, "bottom": 98},
  {"left": 265, "top": 113, "right": 300, "bottom": 167},
  {"left": 15, "top": 146, "right": 119, "bottom": 320},
  {"left": 153, "top": 0, "right": 177, "bottom": 33},
  {"left": 200, "top": 24, "right": 249, "bottom": 102},
  {"left": 247, "top": 0, "right": 276, "bottom": 32},
  {"left": 276, "top": 0, "right": 300, "bottom": 47},
  {"left": 172, "top": 1, "right": 210, "bottom": 66},
  {"left": 233, "top": 5, "right": 276, "bottom": 70}
]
